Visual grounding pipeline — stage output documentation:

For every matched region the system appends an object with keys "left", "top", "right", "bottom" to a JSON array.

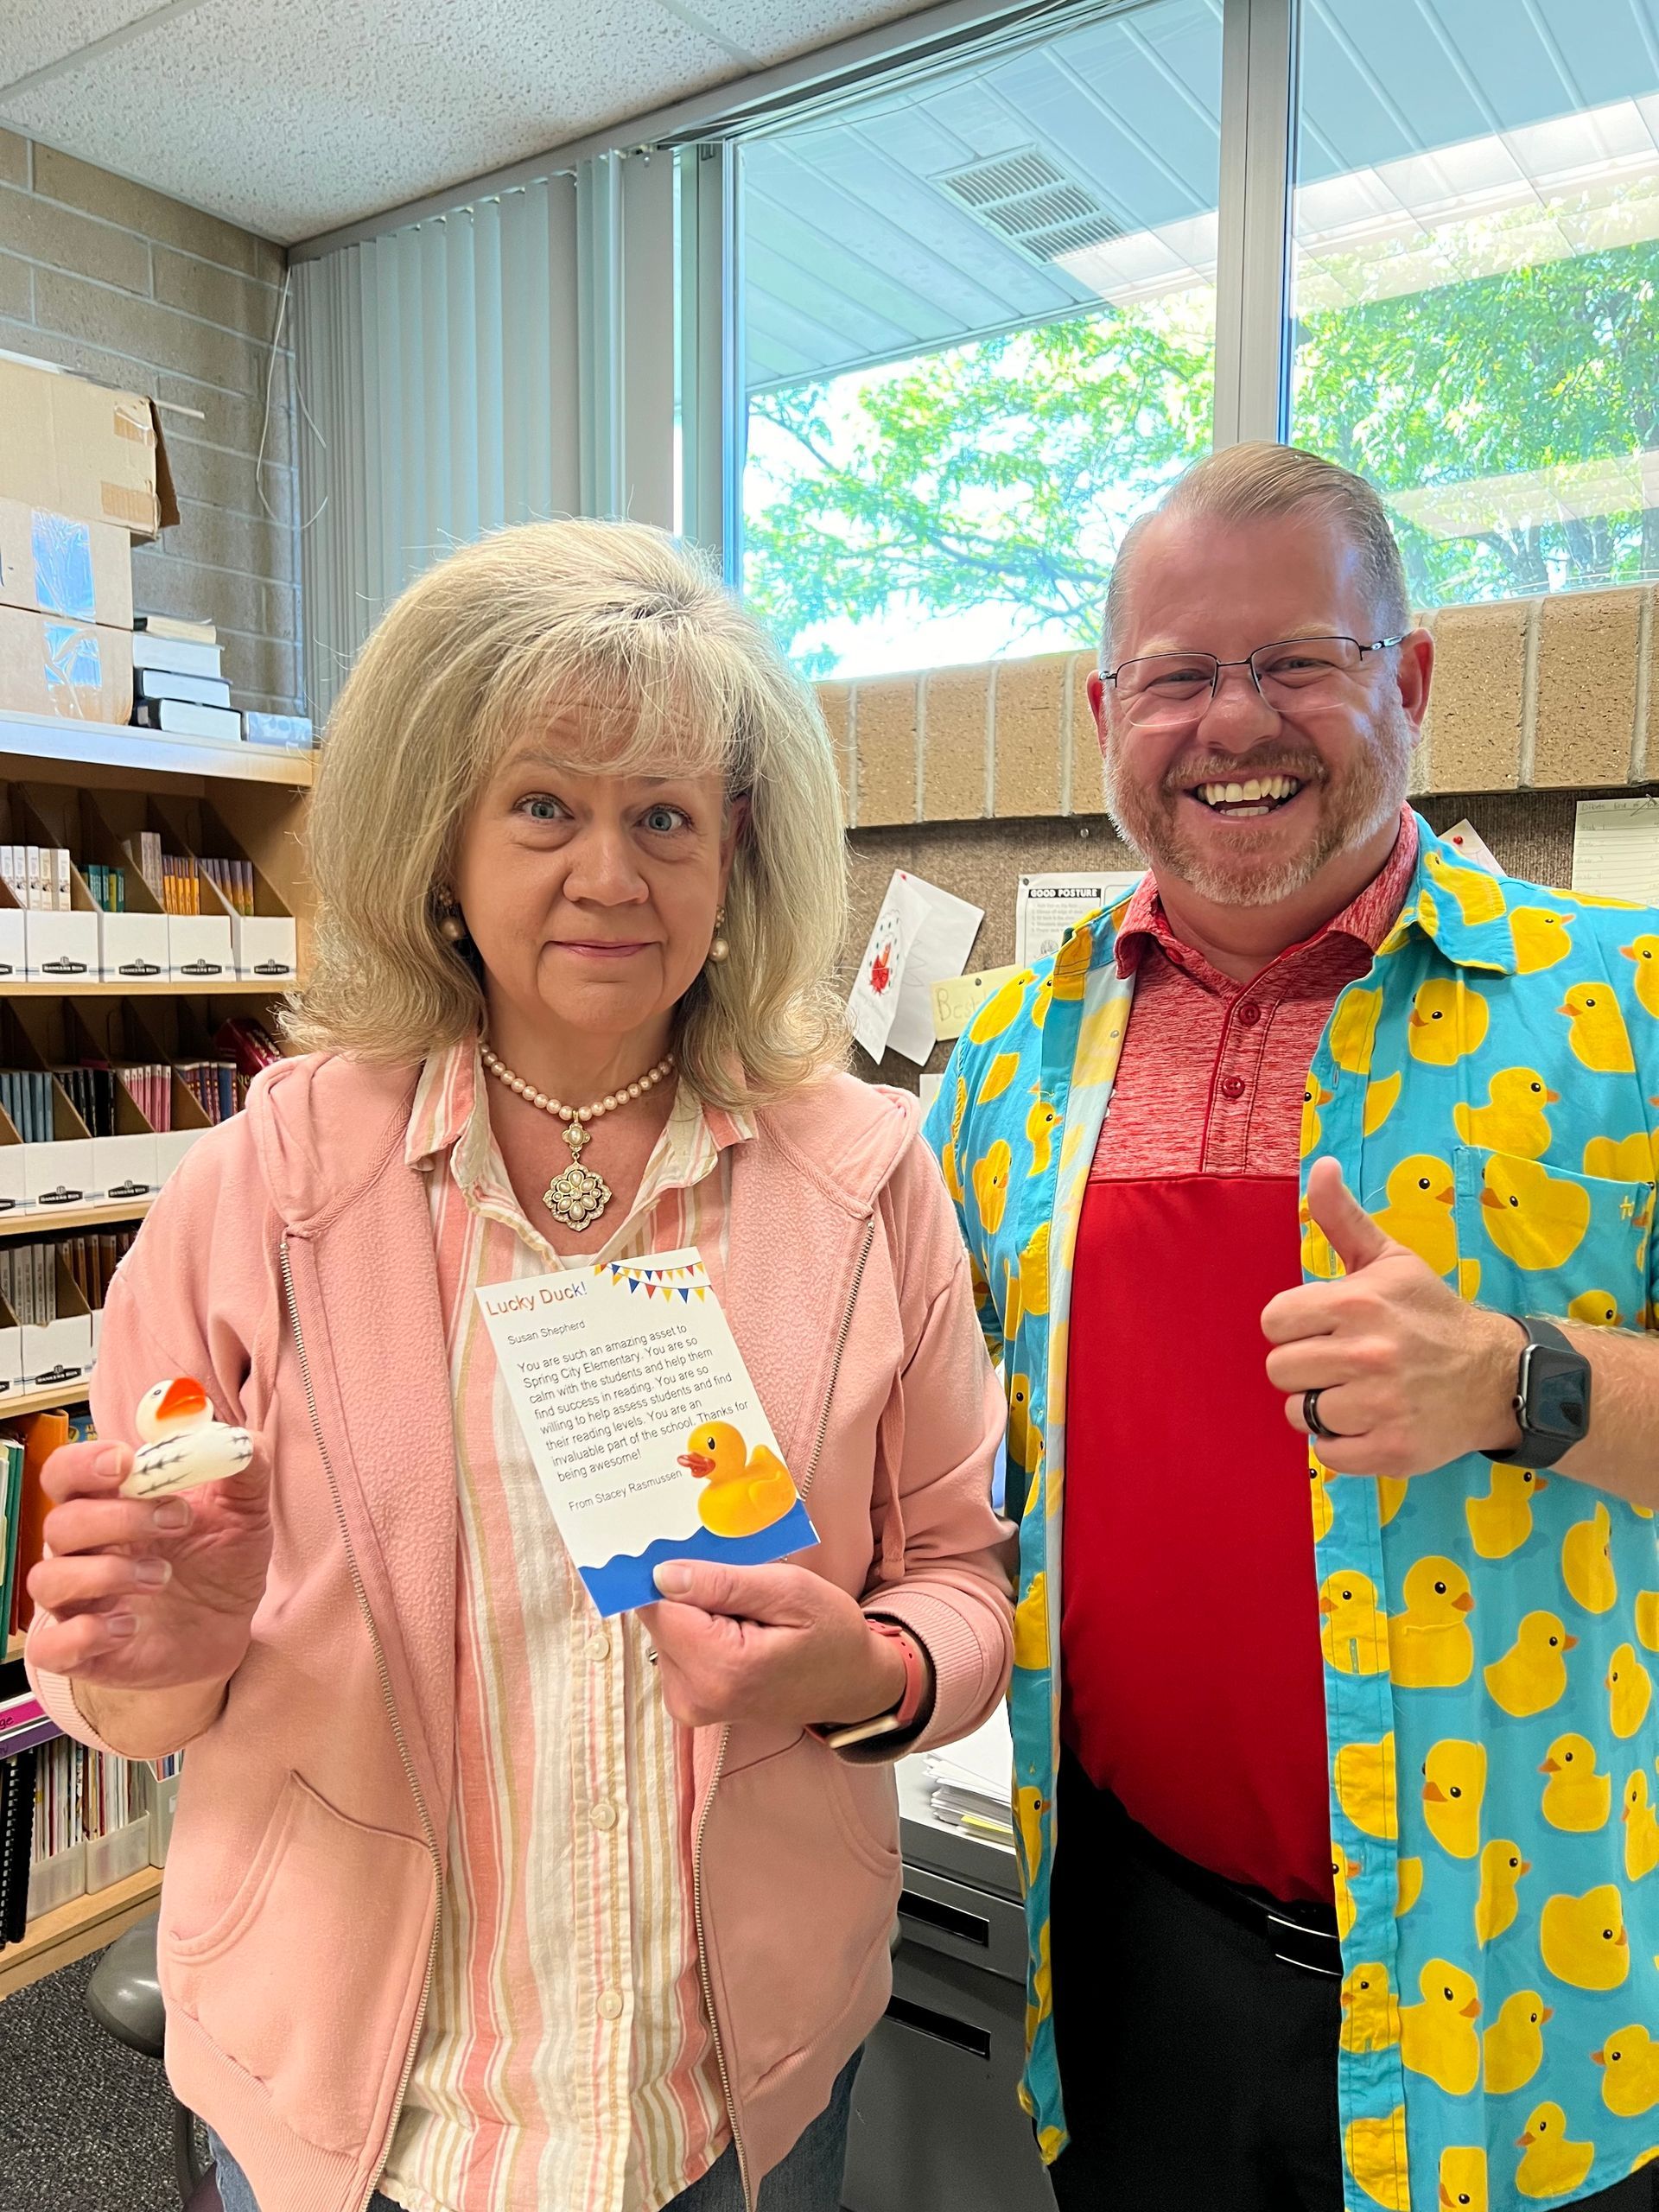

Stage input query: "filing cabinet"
[{"left": 842, "top": 1763, "right": 1053, "bottom": 2212}]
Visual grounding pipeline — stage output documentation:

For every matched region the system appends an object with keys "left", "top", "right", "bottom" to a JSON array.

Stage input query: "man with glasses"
[{"left": 927, "top": 443, "right": 1659, "bottom": 2211}]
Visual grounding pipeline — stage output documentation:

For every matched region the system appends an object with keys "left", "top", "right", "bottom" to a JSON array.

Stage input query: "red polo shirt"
[{"left": 1061, "top": 811, "right": 1418, "bottom": 1904}]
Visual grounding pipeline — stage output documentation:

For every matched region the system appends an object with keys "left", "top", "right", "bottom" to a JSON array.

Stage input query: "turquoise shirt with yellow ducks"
[{"left": 924, "top": 813, "right": 1659, "bottom": 2212}]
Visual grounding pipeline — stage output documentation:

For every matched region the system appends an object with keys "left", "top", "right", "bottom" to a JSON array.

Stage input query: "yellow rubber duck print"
[
  {"left": 1509, "top": 906, "right": 1573, "bottom": 975},
  {"left": 1453, "top": 1068, "right": 1560, "bottom": 1160},
  {"left": 1541, "top": 1882, "right": 1628, "bottom": 1989},
  {"left": 1301, "top": 1078, "right": 1334, "bottom": 1154},
  {"left": 1401, "top": 1959, "right": 1482, "bottom": 2094},
  {"left": 1019, "top": 1220, "right": 1050, "bottom": 1318},
  {"left": 1636, "top": 1592, "right": 1659, "bottom": 1652},
  {"left": 1584, "top": 1130, "right": 1656, "bottom": 1182},
  {"left": 1396, "top": 1857, "right": 1424, "bottom": 1917},
  {"left": 1319, "top": 1569, "right": 1387, "bottom": 1674},
  {"left": 1333, "top": 1730, "right": 1397, "bottom": 1840},
  {"left": 1014, "top": 1789, "right": 1047, "bottom": 1885},
  {"left": 975, "top": 1052, "right": 1019, "bottom": 1107},
  {"left": 1375, "top": 1154, "right": 1458, "bottom": 1274},
  {"left": 1594, "top": 2024, "right": 1659, "bottom": 2117},
  {"left": 1026, "top": 1918, "right": 1052, "bottom": 2044},
  {"left": 1609, "top": 1643, "right": 1654, "bottom": 1738},
  {"left": 1568, "top": 1289, "right": 1623, "bottom": 1328},
  {"left": 1623, "top": 935, "right": 1659, "bottom": 1019},
  {"left": 1476, "top": 1840, "right": 1532, "bottom": 1945},
  {"left": 1007, "top": 1374, "right": 1042, "bottom": 1476},
  {"left": 1049, "top": 925, "right": 1094, "bottom": 1002},
  {"left": 1025, "top": 1090, "right": 1060, "bottom": 1175},
  {"left": 1345, "top": 2107, "right": 1409, "bottom": 2211},
  {"left": 1014, "top": 1571, "right": 1048, "bottom": 1672},
  {"left": 1311, "top": 1460, "right": 1335, "bottom": 1542},
  {"left": 1562, "top": 1500, "right": 1618, "bottom": 1615},
  {"left": 679, "top": 1424, "right": 799, "bottom": 1540},
  {"left": 1332, "top": 1847, "right": 1359, "bottom": 1940},
  {"left": 1364, "top": 1070, "right": 1402, "bottom": 1135},
  {"left": 1423, "top": 1738, "right": 1486, "bottom": 1859},
  {"left": 1560, "top": 981, "right": 1636, "bottom": 1073},
  {"left": 1479, "top": 1154, "right": 1591, "bottom": 1272},
  {"left": 1625, "top": 1770, "right": 1659, "bottom": 1881},
  {"left": 1515, "top": 2103, "right": 1595, "bottom": 2198},
  {"left": 1484, "top": 1991, "right": 1553, "bottom": 2095},
  {"left": 1408, "top": 976, "right": 1490, "bottom": 1066},
  {"left": 1484, "top": 1609, "right": 1576, "bottom": 1717},
  {"left": 1329, "top": 986, "right": 1383, "bottom": 1076},
  {"left": 1440, "top": 2145, "right": 1488, "bottom": 2211},
  {"left": 971, "top": 1140, "right": 1012, "bottom": 1236},
  {"left": 1339, "top": 1961, "right": 1402, "bottom": 2053},
  {"left": 1378, "top": 1475, "right": 1409, "bottom": 1527},
  {"left": 1389, "top": 1555, "right": 1476, "bottom": 1687},
  {"left": 1426, "top": 847, "right": 1509, "bottom": 927},
  {"left": 1540, "top": 1732, "right": 1611, "bottom": 1832},
  {"left": 967, "top": 976, "right": 1027, "bottom": 1046},
  {"left": 1466, "top": 1465, "right": 1549, "bottom": 1562}
]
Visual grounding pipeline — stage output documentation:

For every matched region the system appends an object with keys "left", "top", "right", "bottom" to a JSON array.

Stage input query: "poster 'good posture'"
[{"left": 477, "top": 1249, "right": 815, "bottom": 1615}]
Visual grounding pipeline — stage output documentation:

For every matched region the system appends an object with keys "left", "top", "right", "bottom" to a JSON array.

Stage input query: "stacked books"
[
  {"left": 0, "top": 1239, "right": 64, "bottom": 1325},
  {"left": 0, "top": 1747, "right": 36, "bottom": 1947},
  {"left": 0, "top": 846, "right": 73, "bottom": 912},
  {"left": 200, "top": 857, "right": 255, "bottom": 915},
  {"left": 131, "top": 614, "right": 239, "bottom": 743},
  {"left": 58, "top": 1228, "right": 136, "bottom": 1313},
  {"left": 180, "top": 1057, "right": 240, "bottom": 1123},
  {"left": 84, "top": 864, "right": 126, "bottom": 912},
  {"left": 51, "top": 1065, "right": 120, "bottom": 1137},
  {"left": 0, "top": 1433, "right": 24, "bottom": 1649},
  {"left": 116, "top": 1061, "right": 175, "bottom": 1131}
]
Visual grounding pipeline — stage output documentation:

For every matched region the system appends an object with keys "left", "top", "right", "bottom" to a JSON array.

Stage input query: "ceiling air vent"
[{"left": 937, "top": 147, "right": 1123, "bottom": 263}]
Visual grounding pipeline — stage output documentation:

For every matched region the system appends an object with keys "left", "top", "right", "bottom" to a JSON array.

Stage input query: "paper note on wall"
[
  {"left": 931, "top": 964, "right": 1022, "bottom": 1042},
  {"left": 1015, "top": 871, "right": 1141, "bottom": 969},
  {"left": 478, "top": 1250, "right": 815, "bottom": 1617},
  {"left": 850, "top": 870, "right": 984, "bottom": 1067},
  {"left": 1572, "top": 798, "right": 1659, "bottom": 906},
  {"left": 1440, "top": 820, "right": 1503, "bottom": 877}
]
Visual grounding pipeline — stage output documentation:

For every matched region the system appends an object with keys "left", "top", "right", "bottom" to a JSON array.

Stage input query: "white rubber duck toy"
[{"left": 120, "top": 1377, "right": 253, "bottom": 1501}]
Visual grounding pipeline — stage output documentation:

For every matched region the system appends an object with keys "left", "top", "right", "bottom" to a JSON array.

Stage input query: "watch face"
[{"left": 1527, "top": 1344, "right": 1592, "bottom": 1444}]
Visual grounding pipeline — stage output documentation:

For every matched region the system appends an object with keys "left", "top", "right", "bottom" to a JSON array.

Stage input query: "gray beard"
[{"left": 1102, "top": 703, "right": 1414, "bottom": 908}]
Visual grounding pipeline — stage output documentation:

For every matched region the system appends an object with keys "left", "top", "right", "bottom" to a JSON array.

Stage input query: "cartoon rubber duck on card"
[{"left": 679, "top": 1424, "right": 798, "bottom": 1539}]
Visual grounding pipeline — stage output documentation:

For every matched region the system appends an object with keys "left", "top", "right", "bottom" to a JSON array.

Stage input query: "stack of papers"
[{"left": 923, "top": 1703, "right": 1015, "bottom": 1851}]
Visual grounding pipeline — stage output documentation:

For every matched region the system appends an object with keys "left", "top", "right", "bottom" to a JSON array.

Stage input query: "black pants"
[{"left": 1048, "top": 1753, "right": 1656, "bottom": 2212}]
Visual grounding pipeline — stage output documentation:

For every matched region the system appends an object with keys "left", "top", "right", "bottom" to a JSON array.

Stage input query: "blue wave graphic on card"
[{"left": 582, "top": 1497, "right": 818, "bottom": 1617}]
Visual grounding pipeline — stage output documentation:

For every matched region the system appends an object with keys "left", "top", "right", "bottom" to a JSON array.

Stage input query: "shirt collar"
[
  {"left": 1114, "top": 806, "right": 1421, "bottom": 979},
  {"left": 406, "top": 1038, "right": 755, "bottom": 1178}
]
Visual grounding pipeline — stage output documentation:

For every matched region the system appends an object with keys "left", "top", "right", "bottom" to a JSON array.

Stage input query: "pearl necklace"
[{"left": 479, "top": 1042, "right": 676, "bottom": 1231}]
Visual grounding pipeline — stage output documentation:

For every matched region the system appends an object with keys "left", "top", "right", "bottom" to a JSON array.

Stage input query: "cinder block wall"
[
  {"left": 818, "top": 586, "right": 1654, "bottom": 829},
  {"left": 0, "top": 129, "right": 298, "bottom": 715}
]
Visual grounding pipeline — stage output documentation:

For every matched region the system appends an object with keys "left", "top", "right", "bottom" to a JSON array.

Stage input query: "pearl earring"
[
  {"left": 707, "top": 908, "right": 729, "bottom": 965},
  {"left": 437, "top": 894, "right": 467, "bottom": 944}
]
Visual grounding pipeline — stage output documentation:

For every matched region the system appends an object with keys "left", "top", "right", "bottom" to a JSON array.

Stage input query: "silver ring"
[{"left": 1304, "top": 1389, "right": 1337, "bottom": 1440}]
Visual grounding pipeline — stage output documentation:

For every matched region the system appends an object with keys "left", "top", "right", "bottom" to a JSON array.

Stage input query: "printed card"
[{"left": 477, "top": 1249, "right": 816, "bottom": 1615}]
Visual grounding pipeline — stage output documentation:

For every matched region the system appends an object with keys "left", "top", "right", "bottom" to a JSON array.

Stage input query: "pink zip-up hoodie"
[{"left": 28, "top": 1053, "right": 1014, "bottom": 2212}]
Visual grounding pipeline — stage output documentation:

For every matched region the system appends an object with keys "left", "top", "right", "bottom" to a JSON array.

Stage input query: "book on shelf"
[
  {"left": 0, "top": 1435, "right": 23, "bottom": 1653},
  {"left": 0, "top": 844, "right": 75, "bottom": 912},
  {"left": 0, "top": 1746, "right": 37, "bottom": 1946},
  {"left": 132, "top": 699, "right": 242, "bottom": 743},
  {"left": 130, "top": 632, "right": 222, "bottom": 681},
  {"left": 133, "top": 669, "right": 232, "bottom": 709},
  {"left": 133, "top": 614, "right": 216, "bottom": 648},
  {"left": 9, "top": 1412, "right": 69, "bottom": 1643}
]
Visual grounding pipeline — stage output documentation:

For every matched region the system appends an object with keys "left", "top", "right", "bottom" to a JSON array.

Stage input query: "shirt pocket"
[{"left": 1452, "top": 1145, "right": 1652, "bottom": 1328}]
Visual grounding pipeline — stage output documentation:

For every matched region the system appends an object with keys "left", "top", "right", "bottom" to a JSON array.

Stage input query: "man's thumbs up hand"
[{"left": 1262, "top": 1157, "right": 1522, "bottom": 1479}]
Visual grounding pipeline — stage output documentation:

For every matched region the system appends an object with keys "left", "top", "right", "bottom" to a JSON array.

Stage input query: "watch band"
[
  {"left": 814, "top": 1622, "right": 927, "bottom": 1751},
  {"left": 1485, "top": 1313, "right": 1592, "bottom": 1469}
]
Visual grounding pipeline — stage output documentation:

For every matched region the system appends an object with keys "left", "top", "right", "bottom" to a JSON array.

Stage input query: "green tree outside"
[{"left": 743, "top": 212, "right": 1659, "bottom": 675}]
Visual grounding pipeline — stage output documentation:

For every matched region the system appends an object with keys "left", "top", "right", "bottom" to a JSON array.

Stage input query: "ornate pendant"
[{"left": 543, "top": 1116, "right": 611, "bottom": 1231}]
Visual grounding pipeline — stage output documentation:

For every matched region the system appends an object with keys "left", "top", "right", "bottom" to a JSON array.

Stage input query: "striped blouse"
[{"left": 378, "top": 1041, "right": 752, "bottom": 2212}]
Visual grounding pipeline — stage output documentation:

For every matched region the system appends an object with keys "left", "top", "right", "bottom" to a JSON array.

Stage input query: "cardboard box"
[
  {"left": 152, "top": 796, "right": 297, "bottom": 981},
  {"left": 0, "top": 605, "right": 133, "bottom": 724},
  {"left": 0, "top": 500, "right": 133, "bottom": 628},
  {"left": 0, "top": 358, "right": 176, "bottom": 540}
]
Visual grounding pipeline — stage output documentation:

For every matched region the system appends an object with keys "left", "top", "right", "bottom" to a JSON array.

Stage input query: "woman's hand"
[
  {"left": 642, "top": 1561, "right": 907, "bottom": 1732},
  {"left": 26, "top": 1435, "right": 274, "bottom": 1693}
]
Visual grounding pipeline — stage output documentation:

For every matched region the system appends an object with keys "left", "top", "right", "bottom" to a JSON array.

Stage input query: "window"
[
  {"left": 735, "top": 0, "right": 1224, "bottom": 679},
  {"left": 1290, "top": 1, "right": 1659, "bottom": 607}
]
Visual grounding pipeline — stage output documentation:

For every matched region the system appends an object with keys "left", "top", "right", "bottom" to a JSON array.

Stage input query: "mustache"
[{"left": 1164, "top": 750, "right": 1326, "bottom": 795}]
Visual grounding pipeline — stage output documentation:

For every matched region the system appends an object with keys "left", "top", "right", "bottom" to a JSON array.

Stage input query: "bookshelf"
[
  {"left": 0, "top": 980, "right": 301, "bottom": 999},
  {"left": 0, "top": 710, "right": 313, "bottom": 791},
  {"left": 0, "top": 1865, "right": 162, "bottom": 2000},
  {"left": 0, "top": 1198, "right": 151, "bottom": 1240}
]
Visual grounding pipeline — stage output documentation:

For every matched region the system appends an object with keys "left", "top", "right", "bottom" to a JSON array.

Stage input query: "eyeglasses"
[{"left": 1103, "top": 635, "right": 1406, "bottom": 728}]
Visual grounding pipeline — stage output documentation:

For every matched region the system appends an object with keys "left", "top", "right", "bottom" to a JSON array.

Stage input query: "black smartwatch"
[{"left": 1484, "top": 1314, "right": 1592, "bottom": 1468}]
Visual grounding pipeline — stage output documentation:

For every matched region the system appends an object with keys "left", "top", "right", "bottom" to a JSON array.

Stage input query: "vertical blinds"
[{"left": 293, "top": 175, "right": 582, "bottom": 719}]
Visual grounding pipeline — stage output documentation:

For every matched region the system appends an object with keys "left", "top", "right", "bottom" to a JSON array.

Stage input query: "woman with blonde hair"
[{"left": 25, "top": 521, "right": 1014, "bottom": 2212}]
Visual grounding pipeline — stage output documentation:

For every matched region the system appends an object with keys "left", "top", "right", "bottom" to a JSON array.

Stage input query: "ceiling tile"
[
  {"left": 684, "top": 0, "right": 933, "bottom": 64},
  {"left": 0, "top": 0, "right": 166, "bottom": 89},
  {"left": 1, "top": 0, "right": 744, "bottom": 239}
]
